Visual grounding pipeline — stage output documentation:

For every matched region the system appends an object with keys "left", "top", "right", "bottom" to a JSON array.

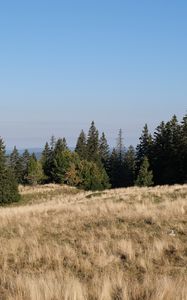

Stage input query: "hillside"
[{"left": 0, "top": 184, "right": 187, "bottom": 300}]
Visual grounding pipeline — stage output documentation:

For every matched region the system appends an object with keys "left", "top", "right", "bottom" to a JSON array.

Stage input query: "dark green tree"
[
  {"left": 108, "top": 148, "right": 119, "bottom": 188},
  {"left": 110, "top": 129, "right": 125, "bottom": 188},
  {"left": 0, "top": 137, "right": 20, "bottom": 204},
  {"left": 136, "top": 124, "right": 153, "bottom": 172},
  {"left": 180, "top": 114, "right": 187, "bottom": 182},
  {"left": 9, "top": 146, "right": 23, "bottom": 183},
  {"left": 41, "top": 142, "right": 51, "bottom": 174},
  {"left": 50, "top": 135, "right": 56, "bottom": 151},
  {"left": 51, "top": 149, "right": 72, "bottom": 184},
  {"left": 54, "top": 138, "right": 68, "bottom": 154},
  {"left": 116, "top": 129, "right": 124, "bottom": 164},
  {"left": 124, "top": 145, "right": 136, "bottom": 186},
  {"left": 0, "top": 137, "right": 6, "bottom": 166},
  {"left": 152, "top": 115, "right": 181, "bottom": 184},
  {"left": 99, "top": 132, "right": 110, "bottom": 173},
  {"left": 86, "top": 121, "right": 100, "bottom": 163},
  {"left": 75, "top": 130, "right": 87, "bottom": 159},
  {"left": 21, "top": 149, "right": 30, "bottom": 184}
]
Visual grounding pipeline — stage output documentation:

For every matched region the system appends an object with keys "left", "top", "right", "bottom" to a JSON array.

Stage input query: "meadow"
[{"left": 0, "top": 184, "right": 186, "bottom": 300}]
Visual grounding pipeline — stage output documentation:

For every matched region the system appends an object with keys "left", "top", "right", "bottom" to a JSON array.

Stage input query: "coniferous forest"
[{"left": 0, "top": 114, "right": 187, "bottom": 204}]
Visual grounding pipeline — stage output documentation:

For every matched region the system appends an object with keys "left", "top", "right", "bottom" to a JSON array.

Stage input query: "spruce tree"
[
  {"left": 41, "top": 142, "right": 51, "bottom": 182},
  {"left": 124, "top": 145, "right": 136, "bottom": 187},
  {"left": 180, "top": 114, "right": 187, "bottom": 182},
  {"left": 114, "top": 129, "right": 125, "bottom": 187},
  {"left": 75, "top": 130, "right": 87, "bottom": 159},
  {"left": 50, "top": 135, "right": 56, "bottom": 151},
  {"left": 86, "top": 121, "right": 99, "bottom": 163},
  {"left": 108, "top": 148, "right": 119, "bottom": 188},
  {"left": 0, "top": 137, "right": 20, "bottom": 204},
  {"left": 21, "top": 149, "right": 30, "bottom": 184},
  {"left": 152, "top": 116, "right": 181, "bottom": 185},
  {"left": 41, "top": 142, "right": 50, "bottom": 165},
  {"left": 99, "top": 132, "right": 110, "bottom": 172},
  {"left": 135, "top": 156, "right": 153, "bottom": 187},
  {"left": 136, "top": 124, "right": 152, "bottom": 172},
  {"left": 116, "top": 129, "right": 124, "bottom": 164},
  {"left": 0, "top": 137, "right": 6, "bottom": 167},
  {"left": 54, "top": 138, "right": 68, "bottom": 154},
  {"left": 9, "top": 146, "right": 22, "bottom": 183},
  {"left": 51, "top": 149, "right": 72, "bottom": 184}
]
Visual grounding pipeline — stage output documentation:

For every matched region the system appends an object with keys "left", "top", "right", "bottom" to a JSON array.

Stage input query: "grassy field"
[{"left": 0, "top": 184, "right": 186, "bottom": 300}]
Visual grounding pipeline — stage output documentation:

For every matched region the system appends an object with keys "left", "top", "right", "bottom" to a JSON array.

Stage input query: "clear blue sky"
[{"left": 0, "top": 0, "right": 186, "bottom": 149}]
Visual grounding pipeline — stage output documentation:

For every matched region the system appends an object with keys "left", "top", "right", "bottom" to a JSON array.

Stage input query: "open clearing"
[{"left": 0, "top": 184, "right": 187, "bottom": 300}]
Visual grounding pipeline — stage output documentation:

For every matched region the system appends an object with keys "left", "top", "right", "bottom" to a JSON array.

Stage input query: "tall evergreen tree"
[
  {"left": 75, "top": 130, "right": 87, "bottom": 159},
  {"left": 9, "top": 146, "right": 22, "bottom": 183},
  {"left": 54, "top": 138, "right": 68, "bottom": 154},
  {"left": 115, "top": 129, "right": 125, "bottom": 187},
  {"left": 86, "top": 121, "right": 99, "bottom": 163},
  {"left": 109, "top": 148, "right": 119, "bottom": 188},
  {"left": 50, "top": 135, "right": 56, "bottom": 151},
  {"left": 0, "top": 137, "right": 20, "bottom": 204},
  {"left": 152, "top": 116, "right": 181, "bottom": 184},
  {"left": 41, "top": 142, "right": 51, "bottom": 182},
  {"left": 0, "top": 137, "right": 6, "bottom": 167},
  {"left": 124, "top": 146, "right": 136, "bottom": 187},
  {"left": 180, "top": 114, "right": 187, "bottom": 182},
  {"left": 116, "top": 129, "right": 124, "bottom": 164},
  {"left": 136, "top": 124, "right": 152, "bottom": 172},
  {"left": 21, "top": 149, "right": 30, "bottom": 184},
  {"left": 99, "top": 132, "right": 110, "bottom": 173}
]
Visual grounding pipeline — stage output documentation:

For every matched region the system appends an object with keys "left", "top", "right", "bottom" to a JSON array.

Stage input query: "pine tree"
[
  {"left": 180, "top": 114, "right": 187, "bottom": 182},
  {"left": 54, "top": 138, "right": 68, "bottom": 154},
  {"left": 41, "top": 142, "right": 51, "bottom": 182},
  {"left": 21, "top": 149, "right": 30, "bottom": 184},
  {"left": 9, "top": 146, "right": 22, "bottom": 183},
  {"left": 50, "top": 135, "right": 56, "bottom": 151},
  {"left": 99, "top": 132, "right": 110, "bottom": 172},
  {"left": 0, "top": 137, "right": 6, "bottom": 167},
  {"left": 86, "top": 121, "right": 99, "bottom": 163},
  {"left": 62, "top": 137, "right": 68, "bottom": 150},
  {"left": 75, "top": 130, "right": 87, "bottom": 159},
  {"left": 108, "top": 148, "right": 119, "bottom": 188},
  {"left": 115, "top": 129, "right": 125, "bottom": 187},
  {"left": 116, "top": 129, "right": 124, "bottom": 164},
  {"left": 0, "top": 137, "right": 20, "bottom": 204},
  {"left": 124, "top": 145, "right": 136, "bottom": 186},
  {"left": 51, "top": 149, "right": 72, "bottom": 184},
  {"left": 152, "top": 116, "right": 181, "bottom": 185},
  {"left": 136, "top": 124, "right": 152, "bottom": 172},
  {"left": 135, "top": 156, "right": 153, "bottom": 187}
]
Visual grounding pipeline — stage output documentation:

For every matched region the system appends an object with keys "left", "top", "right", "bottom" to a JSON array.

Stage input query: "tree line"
[{"left": 0, "top": 114, "right": 186, "bottom": 204}]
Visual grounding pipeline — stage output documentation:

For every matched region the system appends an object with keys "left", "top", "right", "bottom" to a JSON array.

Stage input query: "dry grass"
[{"left": 0, "top": 184, "right": 187, "bottom": 300}]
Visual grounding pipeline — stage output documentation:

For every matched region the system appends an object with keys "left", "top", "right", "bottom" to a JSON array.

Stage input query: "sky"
[{"left": 0, "top": 0, "right": 186, "bottom": 149}]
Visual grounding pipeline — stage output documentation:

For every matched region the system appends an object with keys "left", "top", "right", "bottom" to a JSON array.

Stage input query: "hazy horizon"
[{"left": 0, "top": 1, "right": 186, "bottom": 148}]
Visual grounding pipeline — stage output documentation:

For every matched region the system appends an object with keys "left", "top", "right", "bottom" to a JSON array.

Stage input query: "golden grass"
[{"left": 0, "top": 184, "right": 187, "bottom": 299}]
